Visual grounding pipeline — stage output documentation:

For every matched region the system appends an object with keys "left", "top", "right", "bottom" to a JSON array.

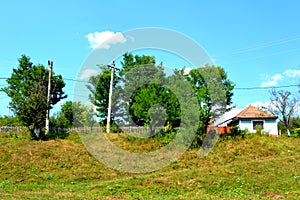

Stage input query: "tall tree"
[
  {"left": 266, "top": 89, "right": 298, "bottom": 136},
  {"left": 87, "top": 65, "right": 120, "bottom": 126},
  {"left": 187, "top": 66, "right": 235, "bottom": 141},
  {"left": 1, "top": 55, "right": 67, "bottom": 139},
  {"left": 119, "top": 53, "right": 182, "bottom": 134}
]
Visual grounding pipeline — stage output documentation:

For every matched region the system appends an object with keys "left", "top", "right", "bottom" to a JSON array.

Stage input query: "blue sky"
[{"left": 1, "top": 0, "right": 300, "bottom": 117}]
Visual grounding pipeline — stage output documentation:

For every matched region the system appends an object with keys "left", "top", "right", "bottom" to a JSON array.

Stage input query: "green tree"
[
  {"left": 51, "top": 101, "right": 97, "bottom": 129},
  {"left": 86, "top": 53, "right": 158, "bottom": 128},
  {"left": 81, "top": 104, "right": 97, "bottom": 127},
  {"left": 87, "top": 65, "right": 120, "bottom": 126},
  {"left": 119, "top": 53, "right": 182, "bottom": 134},
  {"left": 72, "top": 101, "right": 97, "bottom": 127},
  {"left": 1, "top": 55, "right": 67, "bottom": 139},
  {"left": 88, "top": 53, "right": 234, "bottom": 143},
  {"left": 52, "top": 101, "right": 74, "bottom": 128},
  {"left": 187, "top": 66, "right": 235, "bottom": 143},
  {"left": 292, "top": 117, "right": 300, "bottom": 128},
  {"left": 120, "top": 52, "right": 156, "bottom": 74}
]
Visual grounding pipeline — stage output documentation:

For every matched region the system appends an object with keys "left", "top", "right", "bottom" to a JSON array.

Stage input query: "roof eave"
[{"left": 237, "top": 116, "right": 278, "bottom": 120}]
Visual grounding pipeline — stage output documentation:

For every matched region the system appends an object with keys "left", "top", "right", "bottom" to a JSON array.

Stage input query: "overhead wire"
[
  {"left": 0, "top": 77, "right": 299, "bottom": 91},
  {"left": 235, "top": 84, "right": 299, "bottom": 90},
  {"left": 214, "top": 34, "right": 300, "bottom": 59}
]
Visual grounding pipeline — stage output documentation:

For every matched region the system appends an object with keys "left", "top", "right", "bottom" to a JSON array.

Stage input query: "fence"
[
  {"left": 0, "top": 126, "right": 163, "bottom": 135},
  {"left": 67, "top": 126, "right": 163, "bottom": 135},
  {"left": 0, "top": 126, "right": 23, "bottom": 133}
]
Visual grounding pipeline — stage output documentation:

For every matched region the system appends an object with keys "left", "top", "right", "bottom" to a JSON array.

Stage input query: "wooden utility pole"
[
  {"left": 107, "top": 61, "right": 115, "bottom": 133},
  {"left": 45, "top": 60, "right": 53, "bottom": 134}
]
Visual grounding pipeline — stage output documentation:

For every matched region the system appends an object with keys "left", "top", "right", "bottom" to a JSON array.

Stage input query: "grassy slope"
[{"left": 0, "top": 132, "right": 299, "bottom": 200}]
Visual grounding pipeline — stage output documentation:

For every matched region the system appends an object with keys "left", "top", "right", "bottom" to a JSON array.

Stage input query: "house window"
[{"left": 253, "top": 121, "right": 264, "bottom": 130}]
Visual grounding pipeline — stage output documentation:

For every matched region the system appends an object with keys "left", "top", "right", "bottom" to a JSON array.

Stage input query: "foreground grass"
[{"left": 0, "top": 131, "right": 299, "bottom": 199}]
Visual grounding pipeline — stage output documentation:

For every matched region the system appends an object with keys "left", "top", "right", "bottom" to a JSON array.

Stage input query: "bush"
[
  {"left": 231, "top": 126, "right": 245, "bottom": 138},
  {"left": 255, "top": 126, "right": 263, "bottom": 135},
  {"left": 292, "top": 128, "right": 300, "bottom": 138},
  {"left": 45, "top": 130, "right": 70, "bottom": 140}
]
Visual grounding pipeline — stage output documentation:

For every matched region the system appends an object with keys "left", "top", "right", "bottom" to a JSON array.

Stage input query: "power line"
[
  {"left": 215, "top": 34, "right": 300, "bottom": 59},
  {"left": 0, "top": 77, "right": 299, "bottom": 90},
  {"left": 235, "top": 84, "right": 299, "bottom": 90},
  {"left": 62, "top": 78, "right": 89, "bottom": 83},
  {"left": 0, "top": 77, "right": 90, "bottom": 83},
  {"left": 219, "top": 47, "right": 300, "bottom": 65}
]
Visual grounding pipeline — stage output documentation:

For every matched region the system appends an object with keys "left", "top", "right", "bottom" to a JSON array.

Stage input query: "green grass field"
[{"left": 0, "top": 131, "right": 299, "bottom": 199}]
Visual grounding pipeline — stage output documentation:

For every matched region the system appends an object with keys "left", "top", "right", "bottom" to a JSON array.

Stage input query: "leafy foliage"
[
  {"left": 1, "top": 55, "right": 67, "bottom": 139},
  {"left": 50, "top": 101, "right": 97, "bottom": 128},
  {"left": 87, "top": 65, "right": 120, "bottom": 126},
  {"left": 187, "top": 66, "right": 235, "bottom": 144},
  {"left": 0, "top": 116, "right": 21, "bottom": 126},
  {"left": 119, "top": 54, "right": 182, "bottom": 135},
  {"left": 88, "top": 53, "right": 235, "bottom": 144}
]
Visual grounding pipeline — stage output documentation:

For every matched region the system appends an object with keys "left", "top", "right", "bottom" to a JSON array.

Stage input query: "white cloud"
[
  {"left": 248, "top": 101, "right": 272, "bottom": 109},
  {"left": 79, "top": 69, "right": 98, "bottom": 80},
  {"left": 272, "top": 74, "right": 284, "bottom": 81},
  {"left": 183, "top": 67, "right": 192, "bottom": 75},
  {"left": 260, "top": 81, "right": 277, "bottom": 87},
  {"left": 260, "top": 73, "right": 283, "bottom": 87},
  {"left": 283, "top": 69, "right": 300, "bottom": 78},
  {"left": 86, "top": 30, "right": 126, "bottom": 49}
]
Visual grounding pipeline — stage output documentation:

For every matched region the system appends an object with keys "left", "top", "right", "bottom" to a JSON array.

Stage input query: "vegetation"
[
  {"left": 1, "top": 53, "right": 299, "bottom": 199},
  {"left": 187, "top": 66, "right": 235, "bottom": 145},
  {"left": 87, "top": 53, "right": 235, "bottom": 145},
  {"left": 50, "top": 101, "right": 97, "bottom": 129},
  {"left": 1, "top": 55, "right": 67, "bottom": 139},
  {"left": 0, "top": 131, "right": 299, "bottom": 199},
  {"left": 87, "top": 64, "right": 120, "bottom": 127},
  {"left": 0, "top": 116, "right": 21, "bottom": 126},
  {"left": 265, "top": 89, "right": 298, "bottom": 137}
]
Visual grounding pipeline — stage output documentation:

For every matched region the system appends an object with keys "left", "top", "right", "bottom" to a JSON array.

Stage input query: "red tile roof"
[{"left": 234, "top": 105, "right": 277, "bottom": 119}]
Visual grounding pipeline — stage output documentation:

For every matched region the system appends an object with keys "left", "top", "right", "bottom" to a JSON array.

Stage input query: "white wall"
[{"left": 238, "top": 119, "right": 278, "bottom": 136}]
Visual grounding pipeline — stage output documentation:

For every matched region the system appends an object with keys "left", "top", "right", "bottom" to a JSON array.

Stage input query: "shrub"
[
  {"left": 255, "top": 126, "right": 263, "bottom": 135},
  {"left": 292, "top": 128, "right": 300, "bottom": 138}
]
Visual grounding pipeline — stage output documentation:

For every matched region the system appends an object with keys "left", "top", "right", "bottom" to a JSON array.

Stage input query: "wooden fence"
[
  {"left": 67, "top": 126, "right": 163, "bottom": 135},
  {"left": 0, "top": 126, "right": 163, "bottom": 135},
  {"left": 0, "top": 126, "right": 23, "bottom": 133}
]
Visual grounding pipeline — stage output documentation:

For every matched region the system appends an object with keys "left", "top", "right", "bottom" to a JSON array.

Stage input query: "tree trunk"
[{"left": 287, "top": 129, "right": 291, "bottom": 137}]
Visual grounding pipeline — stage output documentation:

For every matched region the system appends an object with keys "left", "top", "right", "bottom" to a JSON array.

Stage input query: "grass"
[{"left": 0, "top": 131, "right": 299, "bottom": 199}]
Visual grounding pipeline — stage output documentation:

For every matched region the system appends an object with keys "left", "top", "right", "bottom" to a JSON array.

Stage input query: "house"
[{"left": 212, "top": 105, "right": 278, "bottom": 136}]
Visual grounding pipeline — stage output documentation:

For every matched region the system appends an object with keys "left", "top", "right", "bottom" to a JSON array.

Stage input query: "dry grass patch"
[{"left": 0, "top": 132, "right": 299, "bottom": 199}]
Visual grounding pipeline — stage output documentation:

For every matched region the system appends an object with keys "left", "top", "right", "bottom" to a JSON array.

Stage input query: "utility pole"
[
  {"left": 107, "top": 61, "right": 115, "bottom": 133},
  {"left": 45, "top": 60, "right": 53, "bottom": 134}
]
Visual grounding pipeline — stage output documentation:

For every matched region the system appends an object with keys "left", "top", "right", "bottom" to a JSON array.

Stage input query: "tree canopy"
[
  {"left": 51, "top": 101, "right": 97, "bottom": 129},
  {"left": 87, "top": 64, "right": 120, "bottom": 126},
  {"left": 88, "top": 53, "right": 235, "bottom": 144},
  {"left": 1, "top": 55, "right": 67, "bottom": 139},
  {"left": 187, "top": 66, "right": 235, "bottom": 138}
]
